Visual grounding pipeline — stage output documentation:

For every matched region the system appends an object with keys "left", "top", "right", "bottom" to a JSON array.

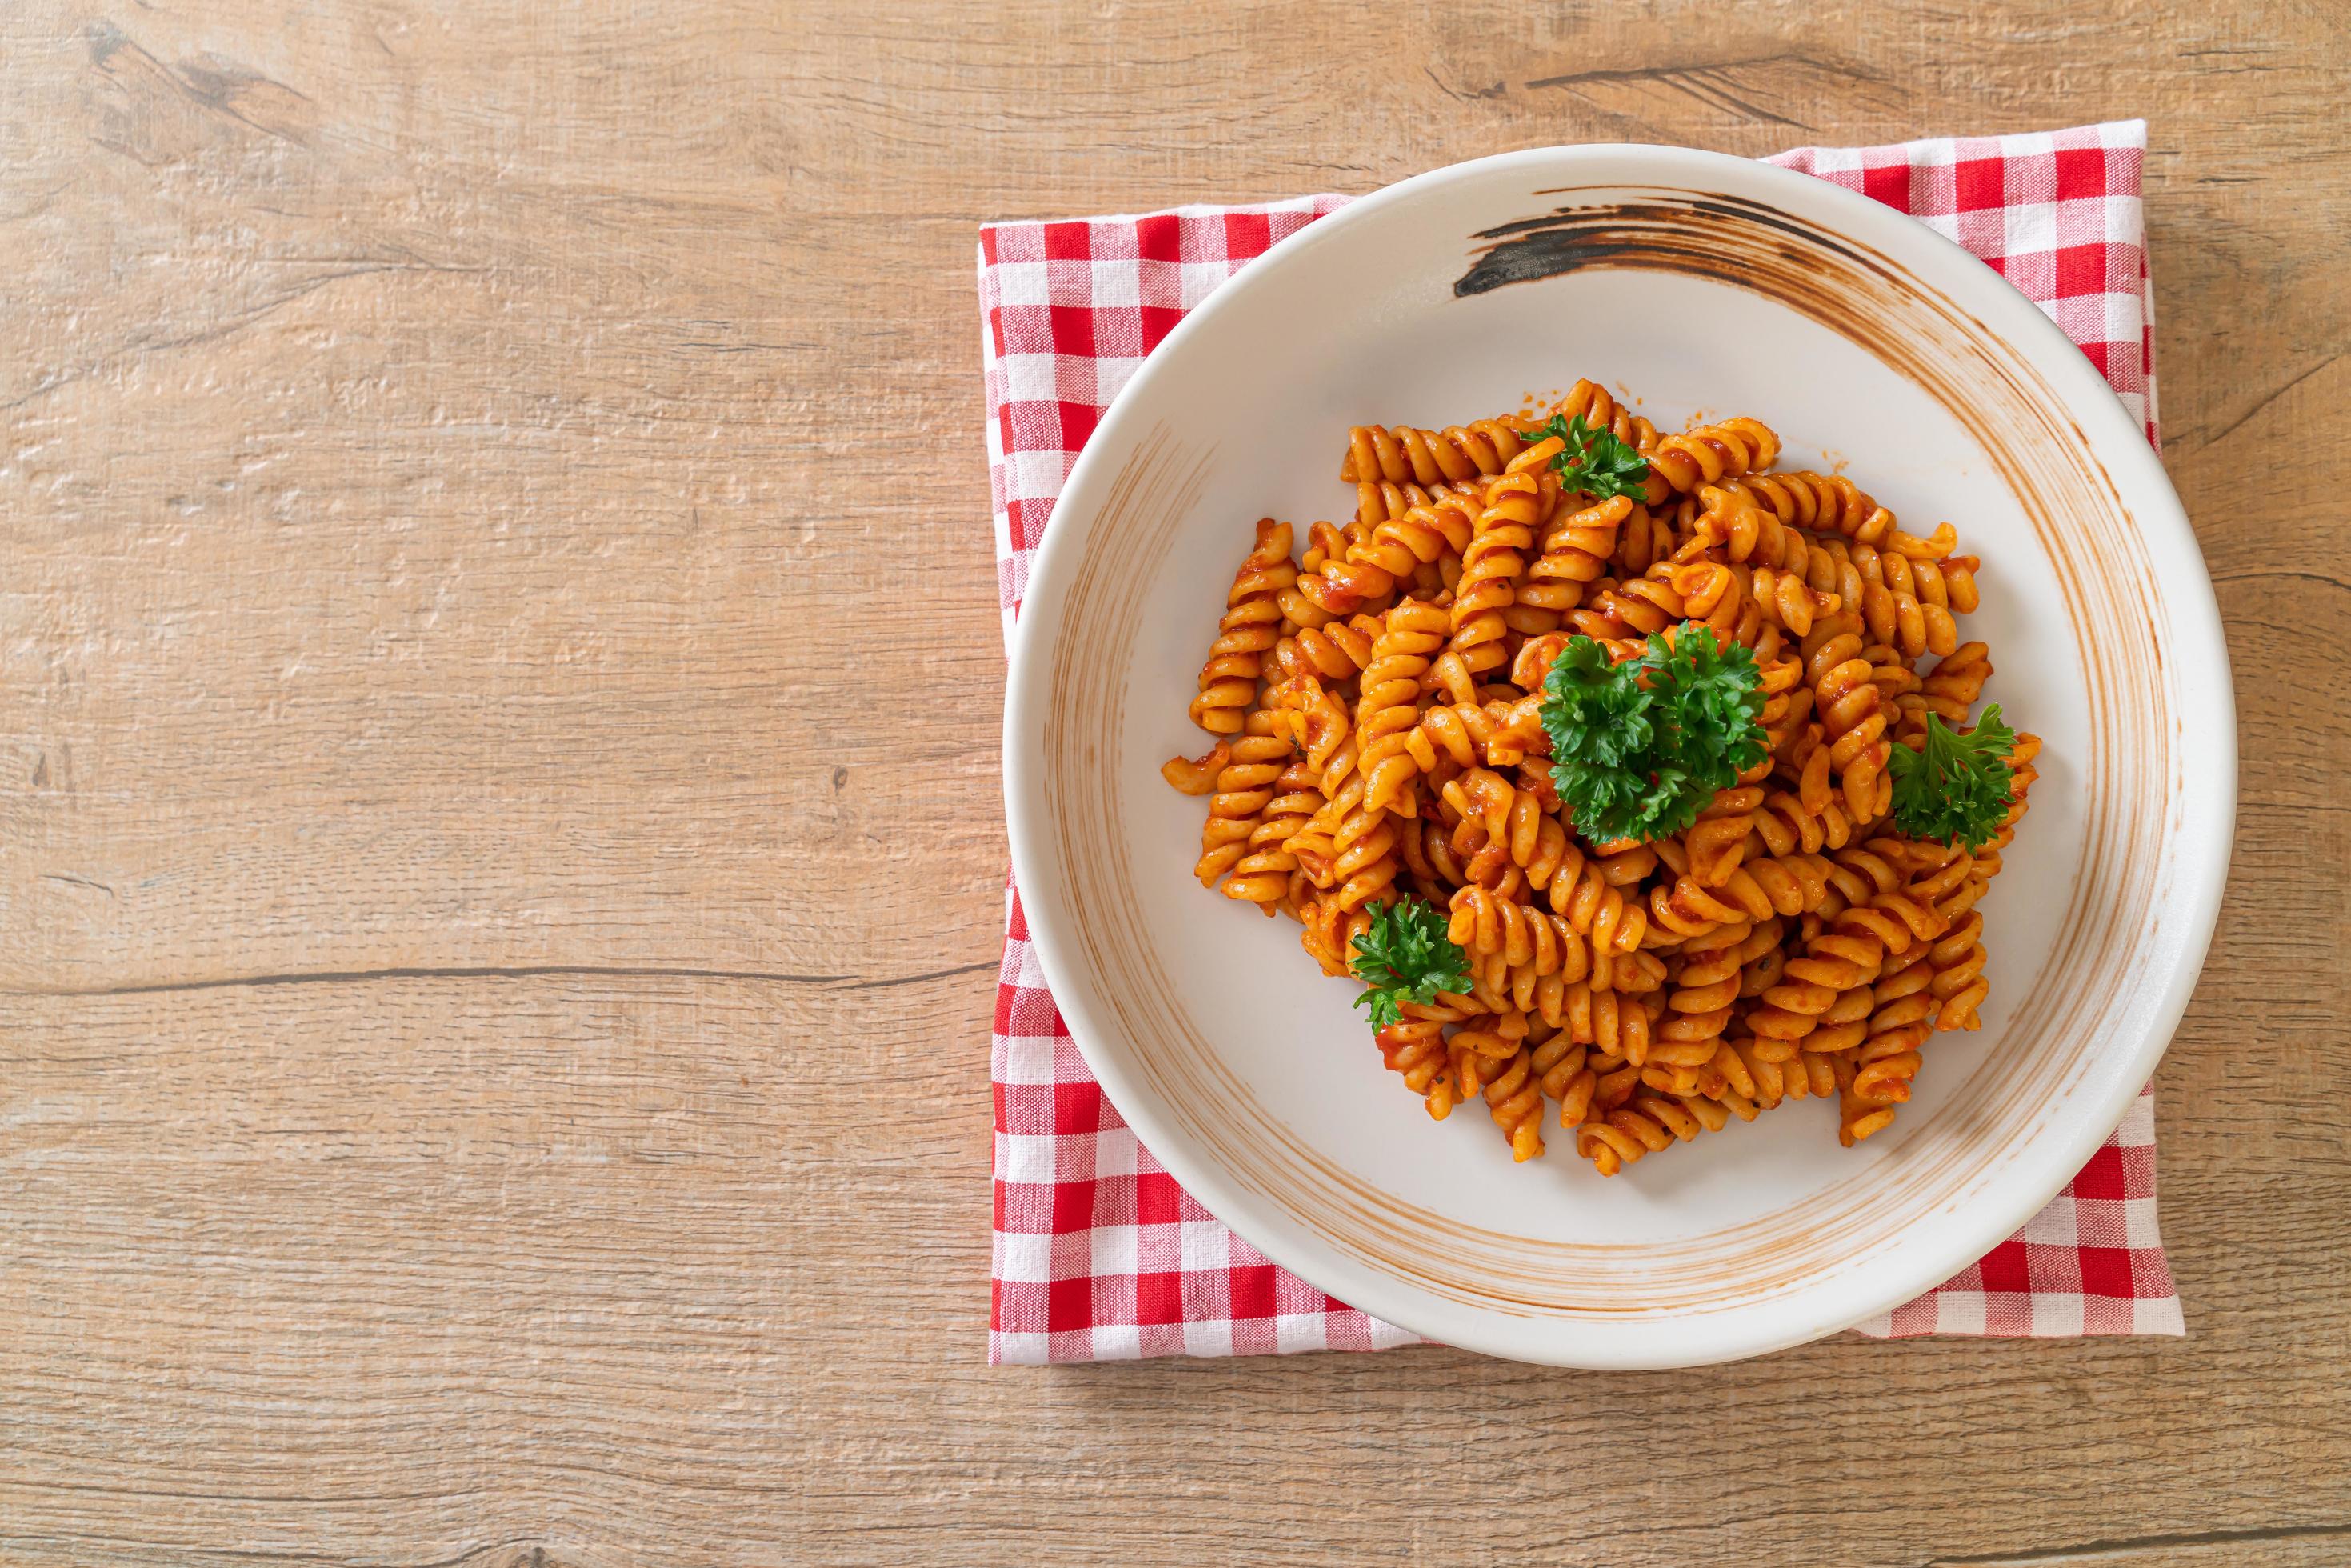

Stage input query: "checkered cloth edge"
[{"left": 982, "top": 122, "right": 2181, "bottom": 1365}]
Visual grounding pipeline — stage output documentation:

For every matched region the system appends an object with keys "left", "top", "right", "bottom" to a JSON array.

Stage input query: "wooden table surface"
[{"left": 4, "top": 2, "right": 2347, "bottom": 1563}]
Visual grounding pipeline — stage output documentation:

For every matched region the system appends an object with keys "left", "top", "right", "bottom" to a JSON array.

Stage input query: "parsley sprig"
[
  {"left": 1537, "top": 628, "right": 1765, "bottom": 843},
  {"left": 1349, "top": 899, "right": 1472, "bottom": 1028},
  {"left": 1889, "top": 705, "right": 2018, "bottom": 851},
  {"left": 1525, "top": 412, "right": 1649, "bottom": 502}
]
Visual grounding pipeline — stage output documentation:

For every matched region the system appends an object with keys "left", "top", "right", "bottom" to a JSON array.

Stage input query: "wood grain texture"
[{"left": 0, "top": 1, "right": 2344, "bottom": 1563}]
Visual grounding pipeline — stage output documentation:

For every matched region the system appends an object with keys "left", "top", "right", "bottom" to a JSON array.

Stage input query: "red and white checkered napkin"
[{"left": 982, "top": 122, "right": 2183, "bottom": 1365}]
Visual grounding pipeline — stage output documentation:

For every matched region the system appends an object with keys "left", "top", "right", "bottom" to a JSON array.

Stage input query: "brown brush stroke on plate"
[
  {"left": 1454, "top": 194, "right": 1887, "bottom": 298},
  {"left": 1042, "top": 181, "right": 2180, "bottom": 1325}
]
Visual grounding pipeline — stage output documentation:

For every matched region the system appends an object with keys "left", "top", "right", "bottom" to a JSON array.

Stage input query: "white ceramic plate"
[{"left": 1002, "top": 145, "right": 2232, "bottom": 1369}]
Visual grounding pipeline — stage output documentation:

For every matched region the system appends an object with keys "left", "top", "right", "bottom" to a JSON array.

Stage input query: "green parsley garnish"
[
  {"left": 1537, "top": 627, "right": 1765, "bottom": 843},
  {"left": 1349, "top": 898, "right": 1472, "bottom": 1028},
  {"left": 1889, "top": 704, "right": 2018, "bottom": 851},
  {"left": 1525, "top": 412, "right": 1649, "bottom": 502}
]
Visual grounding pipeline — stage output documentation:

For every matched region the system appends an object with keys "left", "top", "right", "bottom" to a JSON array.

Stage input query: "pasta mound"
[{"left": 1164, "top": 379, "right": 2039, "bottom": 1174}]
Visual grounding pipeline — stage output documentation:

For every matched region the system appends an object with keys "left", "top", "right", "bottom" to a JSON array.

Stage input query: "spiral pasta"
[
  {"left": 1222, "top": 753, "right": 1325, "bottom": 911},
  {"left": 1378, "top": 1007, "right": 1464, "bottom": 1120},
  {"left": 1184, "top": 717, "right": 1294, "bottom": 890},
  {"left": 1341, "top": 419, "right": 1529, "bottom": 487},
  {"left": 1553, "top": 378, "right": 1661, "bottom": 462},
  {"left": 1169, "top": 385, "right": 2038, "bottom": 1172},
  {"left": 1356, "top": 600, "right": 1451, "bottom": 816},
  {"left": 1448, "top": 466, "right": 1546, "bottom": 679},
  {"left": 1803, "top": 621, "right": 1893, "bottom": 822},
  {"left": 1353, "top": 475, "right": 1473, "bottom": 530},
  {"left": 1189, "top": 519, "right": 1294, "bottom": 734},
  {"left": 1645, "top": 417, "right": 1780, "bottom": 494}
]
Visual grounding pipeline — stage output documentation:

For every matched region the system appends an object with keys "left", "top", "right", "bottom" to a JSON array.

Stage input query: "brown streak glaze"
[{"left": 1460, "top": 193, "right": 1886, "bottom": 298}]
